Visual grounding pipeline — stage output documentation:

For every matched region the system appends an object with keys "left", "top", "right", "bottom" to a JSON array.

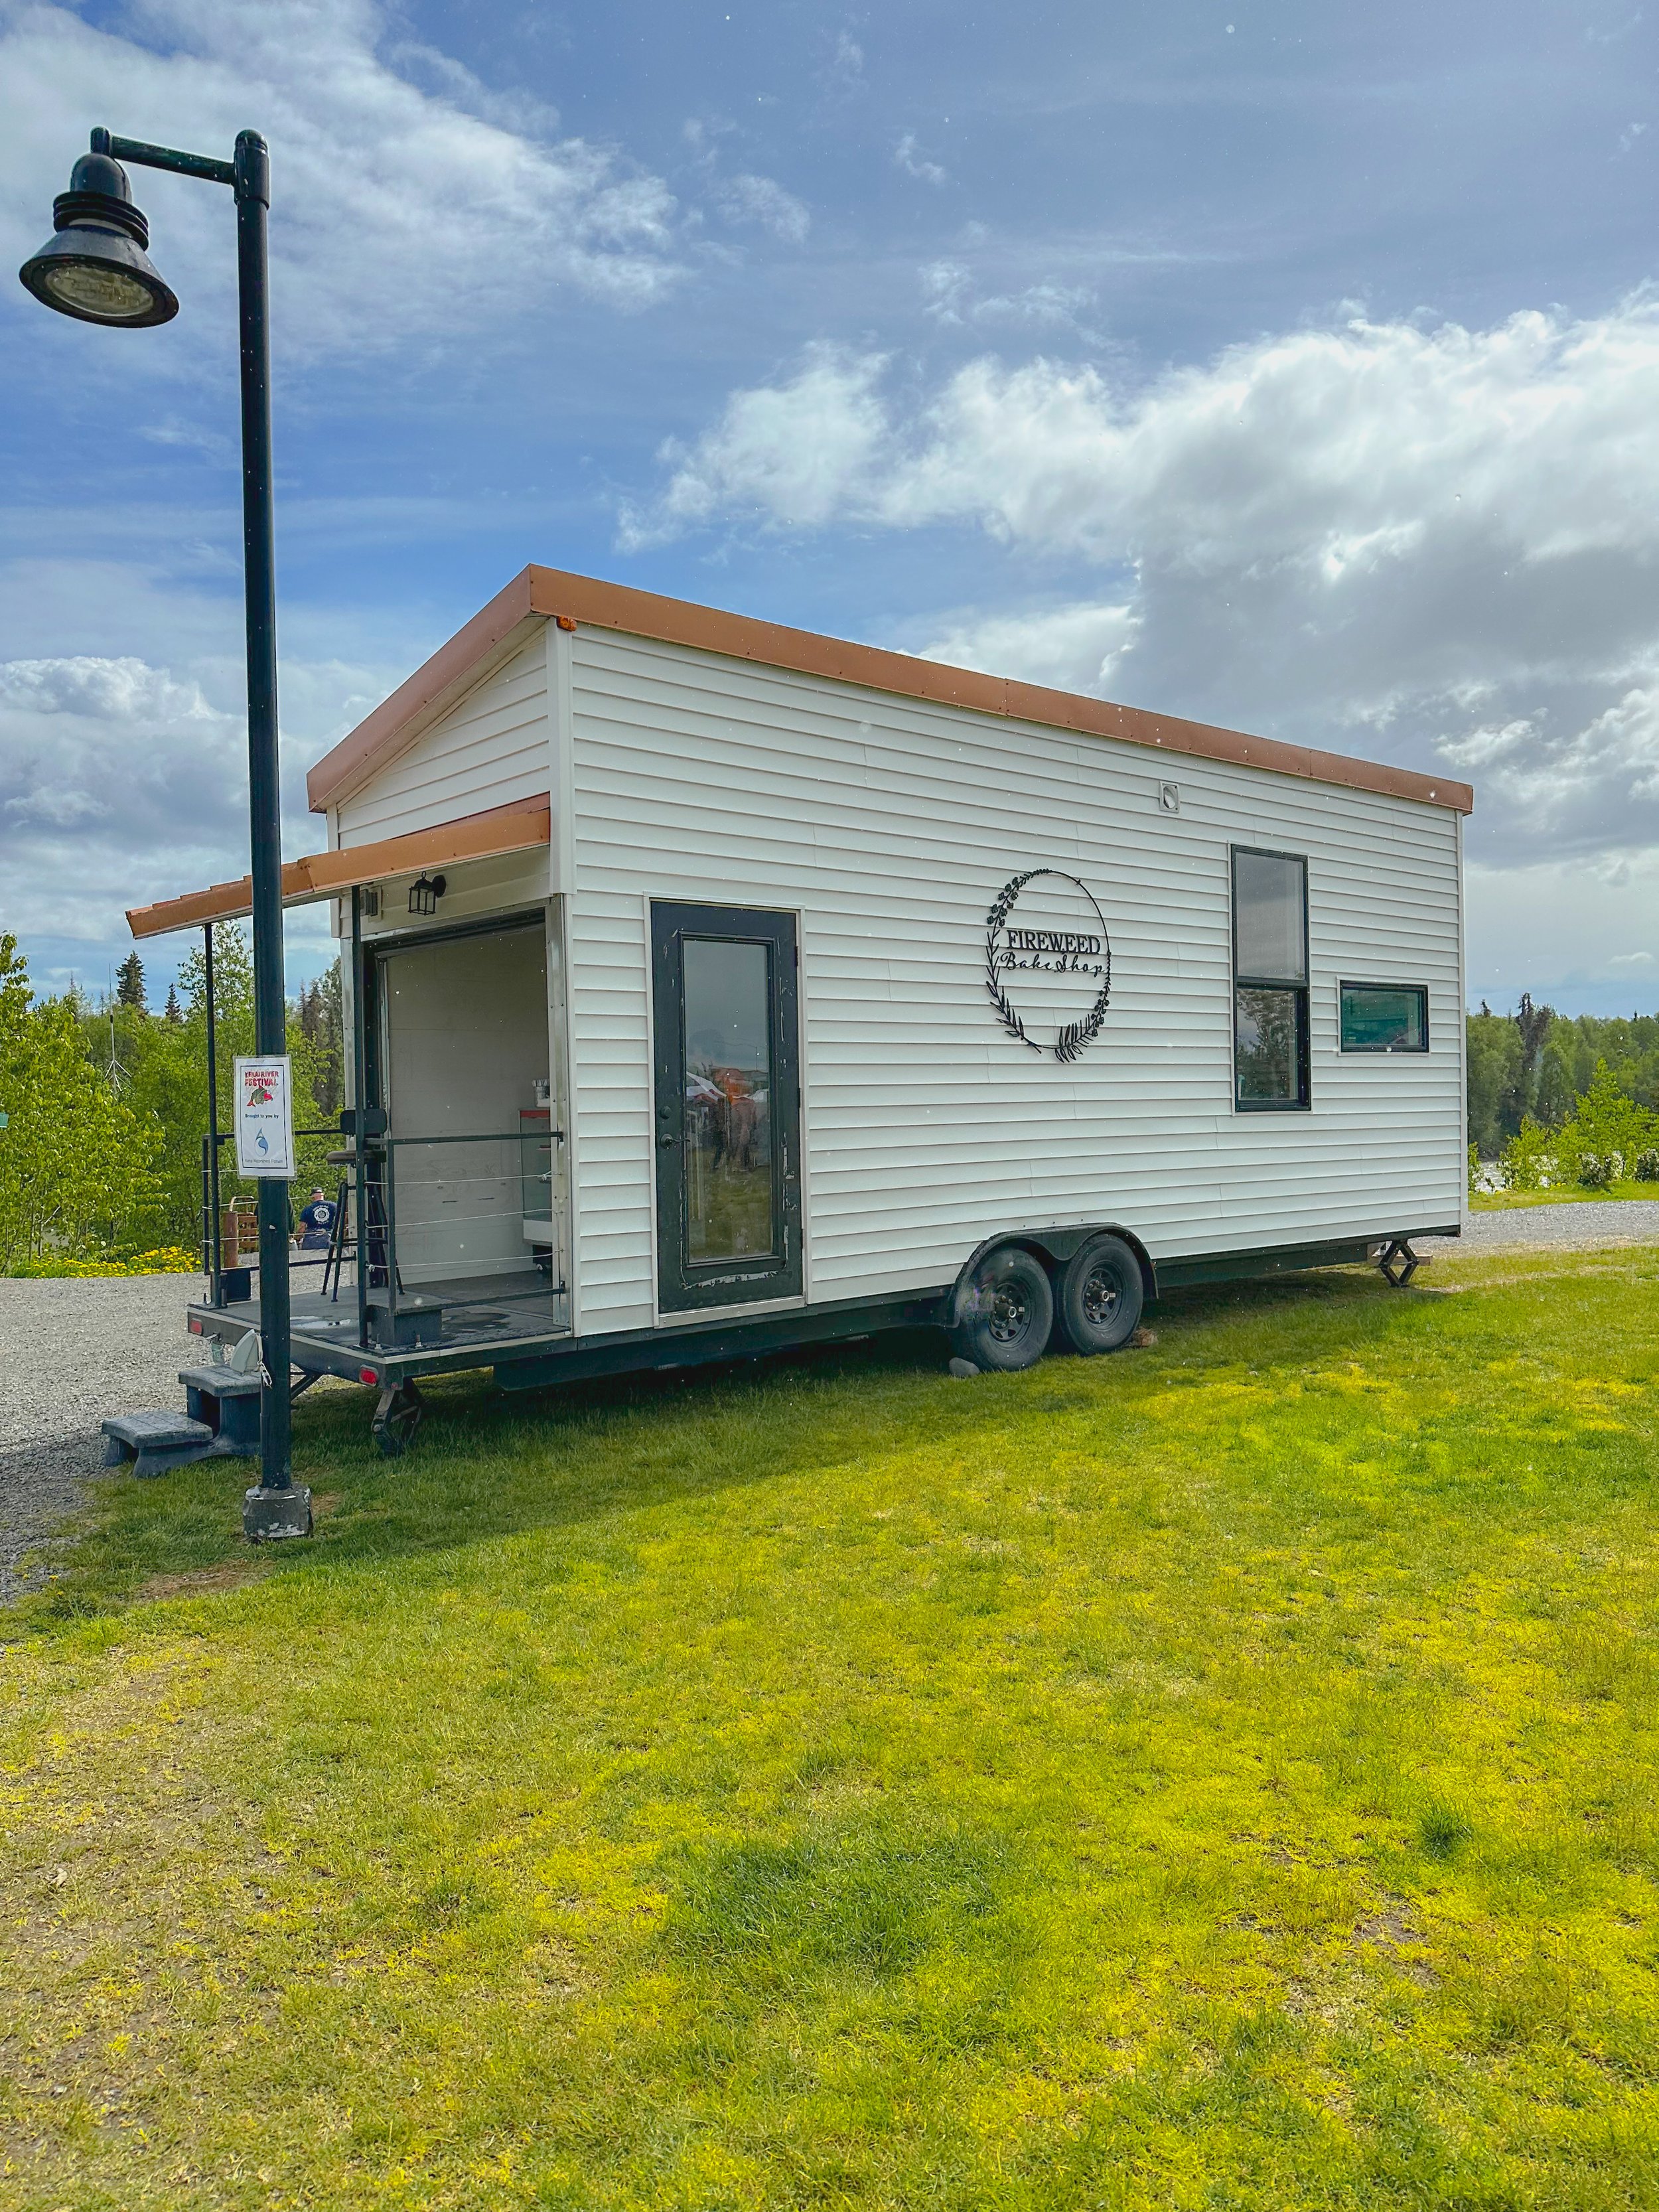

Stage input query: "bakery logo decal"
[{"left": 985, "top": 869, "right": 1113, "bottom": 1063}]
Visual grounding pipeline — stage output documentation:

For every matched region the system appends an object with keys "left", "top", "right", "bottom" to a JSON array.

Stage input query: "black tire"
[
  {"left": 1055, "top": 1234, "right": 1144, "bottom": 1355},
  {"left": 952, "top": 1246, "right": 1054, "bottom": 1372}
]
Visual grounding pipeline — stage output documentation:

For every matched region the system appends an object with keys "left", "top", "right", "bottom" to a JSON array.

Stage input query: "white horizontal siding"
[
  {"left": 354, "top": 848, "right": 553, "bottom": 941},
  {"left": 336, "top": 633, "right": 550, "bottom": 844},
  {"left": 559, "top": 630, "right": 1463, "bottom": 1331}
]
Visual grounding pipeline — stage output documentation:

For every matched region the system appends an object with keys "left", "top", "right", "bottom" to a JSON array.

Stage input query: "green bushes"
[
  {"left": 2, "top": 924, "right": 343, "bottom": 1273},
  {"left": 1467, "top": 997, "right": 1659, "bottom": 1156},
  {"left": 1494, "top": 1059, "right": 1659, "bottom": 1192},
  {"left": 0, "top": 935, "right": 161, "bottom": 1270}
]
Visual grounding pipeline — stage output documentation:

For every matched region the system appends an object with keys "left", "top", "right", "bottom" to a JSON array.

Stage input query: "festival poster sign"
[{"left": 234, "top": 1055, "right": 295, "bottom": 1179}]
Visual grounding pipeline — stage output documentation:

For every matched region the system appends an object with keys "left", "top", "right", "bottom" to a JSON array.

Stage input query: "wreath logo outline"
[{"left": 985, "top": 869, "right": 1113, "bottom": 1064}]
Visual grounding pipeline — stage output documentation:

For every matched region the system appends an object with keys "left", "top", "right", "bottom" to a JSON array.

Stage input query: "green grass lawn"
[
  {"left": 6, "top": 1248, "right": 1659, "bottom": 2209},
  {"left": 1470, "top": 1183, "right": 1659, "bottom": 1210}
]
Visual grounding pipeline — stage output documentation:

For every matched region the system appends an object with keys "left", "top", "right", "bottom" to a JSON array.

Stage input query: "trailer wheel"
[
  {"left": 954, "top": 1246, "right": 1054, "bottom": 1372},
  {"left": 372, "top": 1380, "right": 424, "bottom": 1456},
  {"left": 1055, "top": 1234, "right": 1144, "bottom": 1355}
]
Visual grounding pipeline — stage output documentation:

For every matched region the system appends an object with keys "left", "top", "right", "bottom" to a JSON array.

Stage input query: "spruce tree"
[{"left": 115, "top": 951, "right": 146, "bottom": 1011}]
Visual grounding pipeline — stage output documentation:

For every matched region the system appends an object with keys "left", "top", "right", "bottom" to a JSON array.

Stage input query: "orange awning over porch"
[{"left": 125, "top": 794, "right": 551, "bottom": 940}]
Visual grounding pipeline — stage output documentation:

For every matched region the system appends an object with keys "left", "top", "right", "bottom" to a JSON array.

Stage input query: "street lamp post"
[{"left": 21, "top": 129, "right": 310, "bottom": 1541}]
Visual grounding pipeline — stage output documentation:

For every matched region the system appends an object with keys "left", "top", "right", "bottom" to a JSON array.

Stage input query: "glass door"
[{"left": 651, "top": 903, "right": 802, "bottom": 1313}]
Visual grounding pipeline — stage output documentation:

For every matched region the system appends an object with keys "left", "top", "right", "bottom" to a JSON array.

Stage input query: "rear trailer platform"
[
  {"left": 187, "top": 1279, "right": 956, "bottom": 1453},
  {"left": 188, "top": 1281, "right": 955, "bottom": 1396}
]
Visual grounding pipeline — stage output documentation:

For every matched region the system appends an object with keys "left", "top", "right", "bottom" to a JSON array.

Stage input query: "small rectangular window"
[
  {"left": 1232, "top": 848, "right": 1309, "bottom": 1111},
  {"left": 1340, "top": 982, "right": 1427, "bottom": 1054}
]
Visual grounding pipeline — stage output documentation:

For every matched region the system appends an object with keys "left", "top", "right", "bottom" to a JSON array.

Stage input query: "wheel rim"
[
  {"left": 987, "top": 1280, "right": 1031, "bottom": 1343},
  {"left": 1080, "top": 1266, "right": 1120, "bottom": 1327}
]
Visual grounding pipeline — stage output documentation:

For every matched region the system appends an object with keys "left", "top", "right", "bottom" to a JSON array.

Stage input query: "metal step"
[{"left": 101, "top": 1409, "right": 216, "bottom": 1479}]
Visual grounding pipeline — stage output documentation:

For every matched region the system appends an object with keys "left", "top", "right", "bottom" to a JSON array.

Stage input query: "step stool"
[
  {"left": 101, "top": 1410, "right": 216, "bottom": 1479},
  {"left": 179, "top": 1365, "right": 262, "bottom": 1454},
  {"left": 368, "top": 1298, "right": 443, "bottom": 1350}
]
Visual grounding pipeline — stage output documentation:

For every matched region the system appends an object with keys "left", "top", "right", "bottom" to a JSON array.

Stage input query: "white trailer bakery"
[{"left": 132, "top": 566, "right": 1471, "bottom": 1450}]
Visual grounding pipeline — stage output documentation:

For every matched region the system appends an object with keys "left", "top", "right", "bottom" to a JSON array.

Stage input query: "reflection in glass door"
[
  {"left": 652, "top": 904, "right": 801, "bottom": 1313},
  {"left": 684, "top": 938, "right": 775, "bottom": 1264}
]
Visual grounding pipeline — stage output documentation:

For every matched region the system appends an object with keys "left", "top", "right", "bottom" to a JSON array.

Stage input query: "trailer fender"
[{"left": 948, "top": 1224, "right": 1155, "bottom": 1328}]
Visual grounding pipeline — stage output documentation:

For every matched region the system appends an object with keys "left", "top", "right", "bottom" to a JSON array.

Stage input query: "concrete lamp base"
[{"left": 244, "top": 1485, "right": 314, "bottom": 1542}]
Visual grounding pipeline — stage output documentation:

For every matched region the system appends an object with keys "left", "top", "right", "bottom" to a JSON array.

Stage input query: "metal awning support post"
[
  {"left": 204, "top": 921, "right": 223, "bottom": 1305},
  {"left": 351, "top": 887, "right": 370, "bottom": 1353}
]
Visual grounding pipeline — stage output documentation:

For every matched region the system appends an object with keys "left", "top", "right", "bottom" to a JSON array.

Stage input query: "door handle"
[{"left": 658, "top": 1133, "right": 676, "bottom": 1149}]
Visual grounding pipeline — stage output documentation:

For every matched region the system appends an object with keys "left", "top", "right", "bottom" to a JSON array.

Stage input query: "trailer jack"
[
  {"left": 1377, "top": 1238, "right": 1427, "bottom": 1288},
  {"left": 372, "top": 1380, "right": 425, "bottom": 1456}
]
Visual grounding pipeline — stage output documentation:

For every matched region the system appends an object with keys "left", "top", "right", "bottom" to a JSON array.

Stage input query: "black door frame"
[{"left": 651, "top": 900, "right": 803, "bottom": 1314}]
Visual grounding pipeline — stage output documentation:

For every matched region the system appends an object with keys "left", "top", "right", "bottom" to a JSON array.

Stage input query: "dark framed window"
[
  {"left": 1232, "top": 848, "right": 1309, "bottom": 1111},
  {"left": 1340, "top": 982, "right": 1427, "bottom": 1054}
]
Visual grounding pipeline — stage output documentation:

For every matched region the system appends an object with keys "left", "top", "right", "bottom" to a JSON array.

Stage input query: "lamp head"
[{"left": 19, "top": 152, "right": 178, "bottom": 327}]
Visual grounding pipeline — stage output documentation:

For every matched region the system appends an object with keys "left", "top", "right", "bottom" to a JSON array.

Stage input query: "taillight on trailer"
[
  {"left": 358, "top": 1367, "right": 378, "bottom": 1385},
  {"left": 188, "top": 1315, "right": 202, "bottom": 1333}
]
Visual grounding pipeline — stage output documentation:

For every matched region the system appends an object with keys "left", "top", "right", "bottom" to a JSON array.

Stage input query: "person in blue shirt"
[{"left": 297, "top": 1187, "right": 336, "bottom": 1250}]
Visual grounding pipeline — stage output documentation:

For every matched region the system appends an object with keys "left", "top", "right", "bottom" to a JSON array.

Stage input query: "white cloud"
[
  {"left": 895, "top": 133, "right": 947, "bottom": 186},
  {"left": 623, "top": 343, "right": 889, "bottom": 543},
  {"left": 638, "top": 297, "right": 1659, "bottom": 869},
  {"left": 920, "top": 259, "right": 1097, "bottom": 334},
  {"left": 680, "top": 115, "right": 808, "bottom": 248},
  {"left": 1467, "top": 852, "right": 1659, "bottom": 1009},
  {"left": 0, "top": 561, "right": 404, "bottom": 975},
  {"left": 0, "top": 654, "right": 219, "bottom": 726},
  {"left": 919, "top": 261, "right": 970, "bottom": 319},
  {"left": 713, "top": 173, "right": 811, "bottom": 245},
  {"left": 0, "top": 0, "right": 684, "bottom": 362},
  {"left": 827, "top": 31, "right": 865, "bottom": 88},
  {"left": 917, "top": 602, "right": 1139, "bottom": 695},
  {"left": 1, "top": 648, "right": 253, "bottom": 939}
]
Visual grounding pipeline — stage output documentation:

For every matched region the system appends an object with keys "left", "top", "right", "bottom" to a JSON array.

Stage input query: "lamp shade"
[{"left": 19, "top": 153, "right": 178, "bottom": 327}]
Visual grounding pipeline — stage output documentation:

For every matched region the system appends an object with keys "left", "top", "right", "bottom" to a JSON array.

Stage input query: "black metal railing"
[
  {"left": 376, "top": 1125, "right": 565, "bottom": 1317},
  {"left": 202, "top": 1112, "right": 569, "bottom": 1351},
  {"left": 200, "top": 1123, "right": 346, "bottom": 1291}
]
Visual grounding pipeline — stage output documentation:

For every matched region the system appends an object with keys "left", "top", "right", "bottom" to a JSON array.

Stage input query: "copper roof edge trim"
[
  {"left": 305, "top": 562, "right": 1473, "bottom": 818},
  {"left": 127, "top": 795, "right": 551, "bottom": 940}
]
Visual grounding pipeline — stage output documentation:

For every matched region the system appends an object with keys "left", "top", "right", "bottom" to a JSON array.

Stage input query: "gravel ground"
[
  {"left": 1421, "top": 1200, "right": 1659, "bottom": 1252},
  {"left": 5, "top": 1204, "right": 1659, "bottom": 1604},
  {"left": 0, "top": 1273, "right": 208, "bottom": 1605}
]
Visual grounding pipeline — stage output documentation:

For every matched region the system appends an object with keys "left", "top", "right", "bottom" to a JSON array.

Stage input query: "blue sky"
[{"left": 4, "top": 0, "right": 1659, "bottom": 1011}]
